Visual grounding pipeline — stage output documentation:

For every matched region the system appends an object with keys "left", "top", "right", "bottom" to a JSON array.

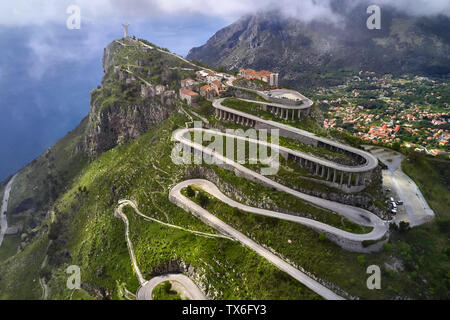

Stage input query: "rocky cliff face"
[
  {"left": 187, "top": 2, "right": 450, "bottom": 89},
  {"left": 84, "top": 98, "right": 171, "bottom": 156},
  {"left": 84, "top": 41, "right": 175, "bottom": 156}
]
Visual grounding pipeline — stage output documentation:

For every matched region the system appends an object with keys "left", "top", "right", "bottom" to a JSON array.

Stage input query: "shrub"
[
  {"left": 399, "top": 220, "right": 411, "bottom": 233},
  {"left": 357, "top": 255, "right": 366, "bottom": 265},
  {"left": 186, "top": 186, "right": 195, "bottom": 198},
  {"left": 163, "top": 281, "right": 172, "bottom": 294},
  {"left": 392, "top": 142, "right": 401, "bottom": 151},
  {"left": 444, "top": 246, "right": 450, "bottom": 257},
  {"left": 198, "top": 193, "right": 209, "bottom": 208},
  {"left": 48, "top": 220, "right": 63, "bottom": 241}
]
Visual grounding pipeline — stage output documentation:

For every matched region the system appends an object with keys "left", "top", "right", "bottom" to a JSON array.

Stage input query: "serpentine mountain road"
[
  {"left": 114, "top": 42, "right": 393, "bottom": 300},
  {"left": 173, "top": 128, "right": 388, "bottom": 242},
  {"left": 170, "top": 180, "right": 344, "bottom": 300},
  {"left": 137, "top": 274, "right": 207, "bottom": 300}
]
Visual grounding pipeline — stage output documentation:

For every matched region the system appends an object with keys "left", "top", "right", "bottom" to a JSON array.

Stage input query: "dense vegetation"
[{"left": 152, "top": 281, "right": 184, "bottom": 300}]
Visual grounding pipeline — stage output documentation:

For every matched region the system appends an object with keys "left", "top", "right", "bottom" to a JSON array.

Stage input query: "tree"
[
  {"left": 392, "top": 141, "right": 401, "bottom": 151},
  {"left": 408, "top": 150, "right": 424, "bottom": 164},
  {"left": 198, "top": 193, "right": 209, "bottom": 208},
  {"left": 186, "top": 186, "right": 195, "bottom": 198},
  {"left": 399, "top": 220, "right": 411, "bottom": 233},
  {"left": 163, "top": 281, "right": 172, "bottom": 294}
]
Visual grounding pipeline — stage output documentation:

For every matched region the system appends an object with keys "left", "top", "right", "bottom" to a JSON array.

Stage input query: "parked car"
[{"left": 396, "top": 200, "right": 404, "bottom": 205}]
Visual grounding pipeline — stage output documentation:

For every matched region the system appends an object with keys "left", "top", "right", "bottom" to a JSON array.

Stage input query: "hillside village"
[
  {"left": 316, "top": 73, "right": 450, "bottom": 157},
  {"left": 178, "top": 67, "right": 279, "bottom": 105}
]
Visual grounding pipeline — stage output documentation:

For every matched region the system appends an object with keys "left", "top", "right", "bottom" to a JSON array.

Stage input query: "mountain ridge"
[{"left": 187, "top": 6, "right": 450, "bottom": 89}]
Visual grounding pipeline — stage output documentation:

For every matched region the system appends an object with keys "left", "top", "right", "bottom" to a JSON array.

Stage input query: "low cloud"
[
  {"left": 2, "top": 0, "right": 449, "bottom": 78},
  {"left": 25, "top": 24, "right": 112, "bottom": 79},
  {"left": 0, "top": 0, "right": 449, "bottom": 28}
]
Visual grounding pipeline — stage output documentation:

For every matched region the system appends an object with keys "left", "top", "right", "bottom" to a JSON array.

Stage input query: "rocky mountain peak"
[{"left": 187, "top": 6, "right": 450, "bottom": 89}]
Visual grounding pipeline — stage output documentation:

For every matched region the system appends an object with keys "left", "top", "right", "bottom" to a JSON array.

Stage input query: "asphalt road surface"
[
  {"left": 363, "top": 146, "right": 434, "bottom": 226},
  {"left": 170, "top": 180, "right": 345, "bottom": 300},
  {"left": 137, "top": 274, "right": 207, "bottom": 300},
  {"left": 0, "top": 175, "right": 16, "bottom": 248}
]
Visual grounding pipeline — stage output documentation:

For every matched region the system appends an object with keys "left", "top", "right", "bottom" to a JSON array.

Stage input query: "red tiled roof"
[
  {"left": 240, "top": 68, "right": 275, "bottom": 78},
  {"left": 180, "top": 88, "right": 198, "bottom": 97},
  {"left": 258, "top": 70, "right": 273, "bottom": 77}
]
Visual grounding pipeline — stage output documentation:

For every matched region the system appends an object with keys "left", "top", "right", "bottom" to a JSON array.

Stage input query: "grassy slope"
[
  {"left": 41, "top": 111, "right": 320, "bottom": 300},
  {"left": 0, "top": 235, "right": 48, "bottom": 299},
  {"left": 1, "top": 101, "right": 447, "bottom": 300},
  {"left": 8, "top": 117, "right": 88, "bottom": 213},
  {"left": 0, "top": 234, "right": 20, "bottom": 261},
  {"left": 0, "top": 118, "right": 89, "bottom": 299},
  {"left": 399, "top": 155, "right": 450, "bottom": 298}
]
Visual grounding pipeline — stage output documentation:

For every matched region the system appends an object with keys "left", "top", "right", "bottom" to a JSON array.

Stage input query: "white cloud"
[
  {"left": 25, "top": 23, "right": 113, "bottom": 79},
  {"left": 3, "top": 0, "right": 450, "bottom": 79},
  {"left": 376, "top": 0, "right": 450, "bottom": 17},
  {"left": 0, "top": 0, "right": 449, "bottom": 28}
]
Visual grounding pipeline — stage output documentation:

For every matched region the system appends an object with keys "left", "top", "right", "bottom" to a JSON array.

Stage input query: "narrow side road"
[
  {"left": 0, "top": 175, "right": 17, "bottom": 248},
  {"left": 115, "top": 199, "right": 219, "bottom": 300}
]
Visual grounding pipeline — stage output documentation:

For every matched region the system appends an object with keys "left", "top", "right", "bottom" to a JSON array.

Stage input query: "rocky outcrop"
[
  {"left": 84, "top": 40, "right": 176, "bottom": 156},
  {"left": 102, "top": 41, "right": 122, "bottom": 73},
  {"left": 81, "top": 283, "right": 112, "bottom": 300},
  {"left": 84, "top": 98, "right": 171, "bottom": 156}
]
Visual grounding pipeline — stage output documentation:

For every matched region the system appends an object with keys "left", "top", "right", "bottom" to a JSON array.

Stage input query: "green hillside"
[{"left": 1, "top": 37, "right": 448, "bottom": 301}]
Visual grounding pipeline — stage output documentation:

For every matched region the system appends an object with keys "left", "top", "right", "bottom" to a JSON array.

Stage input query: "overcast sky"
[{"left": 1, "top": 0, "right": 449, "bottom": 28}]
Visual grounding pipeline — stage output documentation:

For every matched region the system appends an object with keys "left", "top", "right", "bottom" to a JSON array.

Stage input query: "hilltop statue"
[{"left": 122, "top": 24, "right": 130, "bottom": 39}]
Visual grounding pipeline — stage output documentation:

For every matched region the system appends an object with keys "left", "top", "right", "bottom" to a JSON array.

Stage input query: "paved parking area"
[{"left": 363, "top": 146, "right": 435, "bottom": 227}]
